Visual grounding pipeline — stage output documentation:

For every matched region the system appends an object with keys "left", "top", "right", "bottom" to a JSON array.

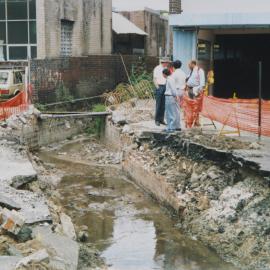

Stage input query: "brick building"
[
  {"left": 0, "top": 0, "right": 159, "bottom": 103},
  {"left": 112, "top": 12, "right": 147, "bottom": 55},
  {"left": 0, "top": 0, "right": 112, "bottom": 61},
  {"left": 121, "top": 8, "right": 171, "bottom": 57}
]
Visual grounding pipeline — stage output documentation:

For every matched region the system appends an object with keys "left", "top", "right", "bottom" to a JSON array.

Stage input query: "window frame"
[
  {"left": 197, "top": 39, "right": 212, "bottom": 61},
  {"left": 0, "top": 0, "right": 37, "bottom": 61}
]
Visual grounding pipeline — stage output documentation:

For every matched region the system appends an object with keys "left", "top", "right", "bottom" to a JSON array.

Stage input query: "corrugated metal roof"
[
  {"left": 112, "top": 12, "right": 148, "bottom": 35},
  {"left": 170, "top": 12, "right": 270, "bottom": 28}
]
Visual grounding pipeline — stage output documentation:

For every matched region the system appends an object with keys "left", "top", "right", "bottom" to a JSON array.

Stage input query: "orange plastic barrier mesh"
[
  {"left": 181, "top": 93, "right": 204, "bottom": 128},
  {"left": 201, "top": 96, "right": 270, "bottom": 137},
  {"left": 0, "top": 91, "right": 29, "bottom": 121},
  {"left": 182, "top": 93, "right": 270, "bottom": 137}
]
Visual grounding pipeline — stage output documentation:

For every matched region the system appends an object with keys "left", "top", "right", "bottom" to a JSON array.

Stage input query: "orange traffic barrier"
[
  {"left": 181, "top": 93, "right": 270, "bottom": 137},
  {"left": 0, "top": 91, "right": 29, "bottom": 121}
]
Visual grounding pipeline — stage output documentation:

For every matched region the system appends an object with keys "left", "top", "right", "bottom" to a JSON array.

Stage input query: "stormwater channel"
[{"left": 40, "top": 141, "right": 239, "bottom": 270}]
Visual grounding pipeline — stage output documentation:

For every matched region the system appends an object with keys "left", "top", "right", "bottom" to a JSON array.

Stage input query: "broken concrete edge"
[
  {"left": 139, "top": 131, "right": 270, "bottom": 178},
  {"left": 10, "top": 174, "right": 38, "bottom": 189},
  {"left": 0, "top": 195, "right": 21, "bottom": 211},
  {"left": 104, "top": 118, "right": 269, "bottom": 178},
  {"left": 15, "top": 249, "right": 49, "bottom": 269}
]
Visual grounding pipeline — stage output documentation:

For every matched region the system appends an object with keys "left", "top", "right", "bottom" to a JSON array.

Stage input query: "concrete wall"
[
  {"left": 21, "top": 115, "right": 104, "bottom": 150},
  {"left": 36, "top": 0, "right": 112, "bottom": 59},
  {"left": 121, "top": 10, "right": 170, "bottom": 57},
  {"left": 30, "top": 55, "right": 158, "bottom": 103}
]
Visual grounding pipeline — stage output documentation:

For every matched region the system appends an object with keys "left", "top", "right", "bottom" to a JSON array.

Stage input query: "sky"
[{"left": 112, "top": 0, "right": 169, "bottom": 11}]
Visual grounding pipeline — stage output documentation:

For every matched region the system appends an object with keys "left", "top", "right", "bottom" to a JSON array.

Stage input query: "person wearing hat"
[{"left": 153, "top": 58, "right": 170, "bottom": 126}]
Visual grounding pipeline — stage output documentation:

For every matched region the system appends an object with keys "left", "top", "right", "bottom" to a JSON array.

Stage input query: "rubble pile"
[
  {"left": 44, "top": 135, "right": 122, "bottom": 167},
  {"left": 0, "top": 105, "right": 41, "bottom": 139},
  {"left": 0, "top": 138, "right": 79, "bottom": 270},
  {"left": 109, "top": 99, "right": 155, "bottom": 126}
]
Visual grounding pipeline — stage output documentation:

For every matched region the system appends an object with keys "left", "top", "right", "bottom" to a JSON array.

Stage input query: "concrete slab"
[
  {"left": 0, "top": 145, "right": 37, "bottom": 186},
  {"left": 0, "top": 194, "right": 21, "bottom": 210},
  {"left": 0, "top": 256, "right": 22, "bottom": 270},
  {"left": 0, "top": 186, "right": 52, "bottom": 225},
  {"left": 32, "top": 226, "right": 79, "bottom": 270},
  {"left": 15, "top": 249, "right": 49, "bottom": 269}
]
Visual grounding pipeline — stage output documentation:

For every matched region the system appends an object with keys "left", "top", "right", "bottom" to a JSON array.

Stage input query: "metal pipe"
[{"left": 258, "top": 61, "right": 262, "bottom": 140}]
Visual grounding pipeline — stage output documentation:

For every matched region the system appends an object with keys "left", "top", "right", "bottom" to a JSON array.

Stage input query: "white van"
[{"left": 0, "top": 69, "right": 25, "bottom": 99}]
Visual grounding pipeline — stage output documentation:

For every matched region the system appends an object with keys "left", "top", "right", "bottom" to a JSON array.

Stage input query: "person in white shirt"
[
  {"left": 171, "top": 60, "right": 187, "bottom": 98},
  {"left": 186, "top": 60, "right": 205, "bottom": 99},
  {"left": 163, "top": 69, "right": 181, "bottom": 132},
  {"left": 153, "top": 58, "right": 170, "bottom": 126}
]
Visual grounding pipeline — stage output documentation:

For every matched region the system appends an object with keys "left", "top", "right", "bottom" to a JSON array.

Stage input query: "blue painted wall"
[{"left": 173, "top": 29, "right": 197, "bottom": 74}]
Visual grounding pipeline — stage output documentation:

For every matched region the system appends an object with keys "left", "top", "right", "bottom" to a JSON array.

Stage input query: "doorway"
[{"left": 213, "top": 34, "right": 270, "bottom": 99}]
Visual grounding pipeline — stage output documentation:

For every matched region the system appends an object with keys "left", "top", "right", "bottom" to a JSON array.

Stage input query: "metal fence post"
[{"left": 258, "top": 61, "right": 262, "bottom": 140}]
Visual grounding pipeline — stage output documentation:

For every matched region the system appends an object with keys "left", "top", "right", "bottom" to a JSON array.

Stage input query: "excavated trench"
[{"left": 38, "top": 138, "right": 239, "bottom": 270}]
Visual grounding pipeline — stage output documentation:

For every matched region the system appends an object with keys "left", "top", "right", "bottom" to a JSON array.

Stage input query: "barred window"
[{"left": 61, "top": 20, "right": 73, "bottom": 57}]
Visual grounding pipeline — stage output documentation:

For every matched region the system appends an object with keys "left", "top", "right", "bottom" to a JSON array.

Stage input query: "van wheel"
[{"left": 14, "top": 91, "right": 20, "bottom": 96}]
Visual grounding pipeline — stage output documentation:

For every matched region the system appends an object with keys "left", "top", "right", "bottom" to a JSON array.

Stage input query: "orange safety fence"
[
  {"left": 181, "top": 93, "right": 270, "bottom": 137},
  {"left": 0, "top": 90, "right": 29, "bottom": 121},
  {"left": 181, "top": 93, "right": 204, "bottom": 128}
]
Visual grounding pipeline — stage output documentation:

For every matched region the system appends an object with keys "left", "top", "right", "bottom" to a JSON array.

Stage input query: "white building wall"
[{"left": 37, "top": 0, "right": 112, "bottom": 59}]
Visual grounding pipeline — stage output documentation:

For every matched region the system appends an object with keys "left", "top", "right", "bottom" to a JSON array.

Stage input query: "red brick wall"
[
  {"left": 120, "top": 10, "right": 169, "bottom": 57},
  {"left": 30, "top": 55, "right": 158, "bottom": 104}
]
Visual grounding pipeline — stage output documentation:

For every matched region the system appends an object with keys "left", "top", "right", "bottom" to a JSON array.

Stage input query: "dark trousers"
[{"left": 155, "top": 85, "right": 166, "bottom": 123}]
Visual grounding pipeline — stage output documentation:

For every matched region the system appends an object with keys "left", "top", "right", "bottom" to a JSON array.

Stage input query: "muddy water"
[{"left": 41, "top": 151, "right": 239, "bottom": 270}]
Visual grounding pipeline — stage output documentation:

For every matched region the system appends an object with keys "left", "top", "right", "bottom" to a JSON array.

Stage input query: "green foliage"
[
  {"left": 55, "top": 83, "right": 73, "bottom": 102},
  {"left": 129, "top": 64, "right": 154, "bottom": 87},
  {"left": 35, "top": 103, "right": 46, "bottom": 112},
  {"left": 92, "top": 104, "right": 106, "bottom": 112},
  {"left": 85, "top": 103, "right": 106, "bottom": 137}
]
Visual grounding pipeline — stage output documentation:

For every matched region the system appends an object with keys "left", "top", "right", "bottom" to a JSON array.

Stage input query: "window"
[
  {"left": 198, "top": 39, "right": 211, "bottom": 61},
  {"left": 0, "top": 45, "right": 6, "bottom": 61},
  {"left": 213, "top": 44, "right": 225, "bottom": 60},
  {"left": 1, "top": 0, "right": 36, "bottom": 61},
  {"left": 8, "top": 21, "right": 28, "bottom": 43},
  {"left": 61, "top": 20, "right": 73, "bottom": 57},
  {"left": 14, "top": 71, "right": 23, "bottom": 84},
  {"left": 0, "top": 72, "right": 9, "bottom": 84},
  {"left": 31, "top": 46, "right": 36, "bottom": 58},
  {"left": 7, "top": 0, "right": 27, "bottom": 20},
  {"left": 29, "top": 0, "right": 36, "bottom": 19},
  {"left": 0, "top": 22, "right": 6, "bottom": 43},
  {"left": 29, "top": 21, "right": 36, "bottom": 43},
  {"left": 0, "top": 0, "right": 5, "bottom": 20},
  {"left": 9, "top": 46, "right": 27, "bottom": 60}
]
